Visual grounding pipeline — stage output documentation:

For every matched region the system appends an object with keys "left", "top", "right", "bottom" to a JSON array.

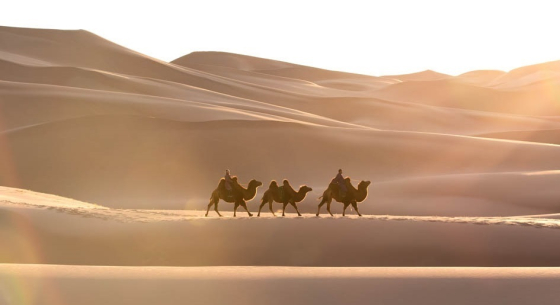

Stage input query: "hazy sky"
[{"left": 3, "top": 0, "right": 560, "bottom": 76}]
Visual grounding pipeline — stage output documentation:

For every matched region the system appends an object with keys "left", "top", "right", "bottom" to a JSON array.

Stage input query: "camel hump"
[
  {"left": 278, "top": 186, "right": 288, "bottom": 202},
  {"left": 282, "top": 180, "right": 297, "bottom": 196}
]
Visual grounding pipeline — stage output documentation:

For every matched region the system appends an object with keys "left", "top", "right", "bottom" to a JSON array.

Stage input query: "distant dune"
[
  {"left": 381, "top": 70, "right": 451, "bottom": 82},
  {"left": 455, "top": 70, "right": 506, "bottom": 85},
  {"left": 3, "top": 26, "right": 560, "bottom": 212}
]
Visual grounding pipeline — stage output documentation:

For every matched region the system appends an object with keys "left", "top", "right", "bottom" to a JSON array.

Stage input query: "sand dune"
[
  {"left": 371, "top": 78, "right": 560, "bottom": 115},
  {"left": 175, "top": 51, "right": 387, "bottom": 83},
  {"left": 5, "top": 114, "right": 560, "bottom": 209},
  {"left": 367, "top": 171, "right": 560, "bottom": 216},
  {"left": 479, "top": 129, "right": 560, "bottom": 144},
  {"left": 2, "top": 23, "right": 560, "bottom": 289},
  {"left": 3, "top": 24, "right": 560, "bottom": 211},
  {"left": 382, "top": 70, "right": 451, "bottom": 82},
  {"left": 3, "top": 186, "right": 560, "bottom": 267},
  {"left": 455, "top": 70, "right": 506, "bottom": 85},
  {"left": 3, "top": 25, "right": 560, "bottom": 303},
  {"left": 490, "top": 60, "right": 560, "bottom": 86}
]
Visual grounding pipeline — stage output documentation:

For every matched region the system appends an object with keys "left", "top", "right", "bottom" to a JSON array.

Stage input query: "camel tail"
[{"left": 318, "top": 196, "right": 323, "bottom": 200}]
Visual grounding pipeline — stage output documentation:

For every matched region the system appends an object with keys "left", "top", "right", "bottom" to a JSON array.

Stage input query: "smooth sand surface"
[
  {"left": 3, "top": 187, "right": 560, "bottom": 267},
  {"left": 2, "top": 265, "right": 560, "bottom": 305}
]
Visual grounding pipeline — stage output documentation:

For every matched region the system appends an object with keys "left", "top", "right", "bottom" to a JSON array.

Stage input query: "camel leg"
[
  {"left": 240, "top": 201, "right": 253, "bottom": 217},
  {"left": 269, "top": 201, "right": 276, "bottom": 217},
  {"left": 258, "top": 200, "right": 267, "bottom": 217},
  {"left": 316, "top": 198, "right": 327, "bottom": 216},
  {"left": 214, "top": 201, "right": 222, "bottom": 217},
  {"left": 282, "top": 202, "right": 289, "bottom": 217},
  {"left": 342, "top": 202, "right": 350, "bottom": 216},
  {"left": 351, "top": 201, "right": 362, "bottom": 217},
  {"left": 326, "top": 200, "right": 334, "bottom": 217},
  {"left": 290, "top": 201, "right": 302, "bottom": 217},
  {"left": 205, "top": 199, "right": 214, "bottom": 217},
  {"left": 234, "top": 202, "right": 240, "bottom": 217}
]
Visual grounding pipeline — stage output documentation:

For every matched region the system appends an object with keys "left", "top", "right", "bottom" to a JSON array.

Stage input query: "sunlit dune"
[
  {"left": 3, "top": 186, "right": 560, "bottom": 268},
  {"left": 381, "top": 70, "right": 451, "bottom": 82},
  {"left": 455, "top": 70, "right": 506, "bottom": 85},
  {"left": 490, "top": 60, "right": 560, "bottom": 86}
]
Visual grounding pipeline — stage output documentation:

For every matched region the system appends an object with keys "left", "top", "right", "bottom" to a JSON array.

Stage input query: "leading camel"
[
  {"left": 258, "top": 180, "right": 313, "bottom": 217},
  {"left": 206, "top": 177, "right": 263, "bottom": 217},
  {"left": 316, "top": 178, "right": 371, "bottom": 216}
]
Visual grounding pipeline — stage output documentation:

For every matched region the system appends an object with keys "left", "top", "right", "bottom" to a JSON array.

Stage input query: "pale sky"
[{"left": 3, "top": 0, "right": 560, "bottom": 76}]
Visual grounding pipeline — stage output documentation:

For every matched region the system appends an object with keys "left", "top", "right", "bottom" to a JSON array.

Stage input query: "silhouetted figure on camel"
[
  {"left": 333, "top": 169, "right": 347, "bottom": 197},
  {"left": 206, "top": 173, "right": 262, "bottom": 217},
  {"left": 317, "top": 173, "right": 371, "bottom": 216},
  {"left": 224, "top": 169, "right": 234, "bottom": 191}
]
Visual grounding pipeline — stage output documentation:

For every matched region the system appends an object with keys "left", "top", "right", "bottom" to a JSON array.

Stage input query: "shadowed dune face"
[
  {"left": 2, "top": 25, "right": 560, "bottom": 218},
  {"left": 5, "top": 115, "right": 560, "bottom": 211}
]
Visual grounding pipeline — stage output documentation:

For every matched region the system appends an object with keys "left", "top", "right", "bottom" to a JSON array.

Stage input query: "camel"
[
  {"left": 316, "top": 178, "right": 371, "bottom": 216},
  {"left": 258, "top": 180, "right": 313, "bottom": 217},
  {"left": 206, "top": 177, "right": 263, "bottom": 217}
]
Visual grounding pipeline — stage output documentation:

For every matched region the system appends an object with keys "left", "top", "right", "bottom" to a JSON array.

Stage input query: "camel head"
[
  {"left": 299, "top": 185, "right": 313, "bottom": 193},
  {"left": 358, "top": 180, "right": 371, "bottom": 189},
  {"left": 249, "top": 179, "right": 263, "bottom": 188}
]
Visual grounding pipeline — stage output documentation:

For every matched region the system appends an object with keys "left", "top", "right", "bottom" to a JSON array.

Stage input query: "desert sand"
[
  {"left": 3, "top": 265, "right": 560, "bottom": 305},
  {"left": 2, "top": 25, "right": 560, "bottom": 303}
]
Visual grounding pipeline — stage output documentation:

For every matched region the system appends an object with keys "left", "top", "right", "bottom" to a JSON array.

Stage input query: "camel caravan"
[{"left": 206, "top": 169, "right": 371, "bottom": 217}]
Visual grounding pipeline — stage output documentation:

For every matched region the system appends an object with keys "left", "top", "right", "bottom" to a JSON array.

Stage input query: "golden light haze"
[
  {"left": 2, "top": 2, "right": 560, "bottom": 303},
  {"left": 2, "top": 0, "right": 559, "bottom": 76}
]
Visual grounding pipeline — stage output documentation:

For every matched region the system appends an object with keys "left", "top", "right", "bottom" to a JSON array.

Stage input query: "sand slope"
[
  {"left": 3, "top": 26, "right": 560, "bottom": 214},
  {"left": 2, "top": 186, "right": 560, "bottom": 267}
]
